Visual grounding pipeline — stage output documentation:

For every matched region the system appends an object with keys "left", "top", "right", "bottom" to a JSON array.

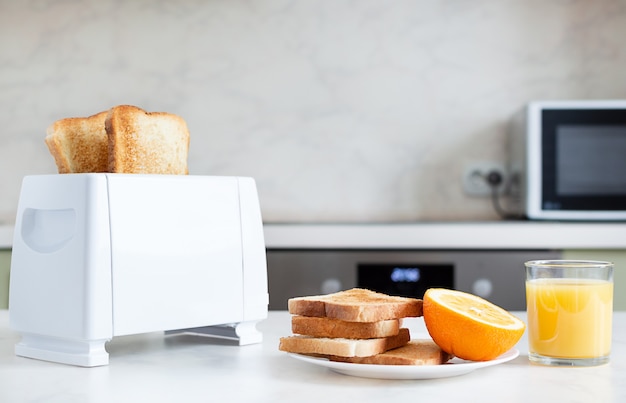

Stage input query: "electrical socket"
[{"left": 462, "top": 162, "right": 507, "bottom": 196}]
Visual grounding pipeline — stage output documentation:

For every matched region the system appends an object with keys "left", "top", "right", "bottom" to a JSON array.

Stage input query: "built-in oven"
[{"left": 266, "top": 249, "right": 561, "bottom": 311}]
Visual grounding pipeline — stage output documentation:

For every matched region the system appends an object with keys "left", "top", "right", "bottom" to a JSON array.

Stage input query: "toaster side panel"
[
  {"left": 9, "top": 174, "right": 113, "bottom": 341},
  {"left": 238, "top": 177, "right": 269, "bottom": 321}
]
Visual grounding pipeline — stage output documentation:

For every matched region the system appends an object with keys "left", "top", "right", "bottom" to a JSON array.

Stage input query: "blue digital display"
[{"left": 390, "top": 267, "right": 420, "bottom": 283}]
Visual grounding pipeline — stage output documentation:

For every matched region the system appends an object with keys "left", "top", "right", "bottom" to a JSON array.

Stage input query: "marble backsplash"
[{"left": 1, "top": 0, "right": 625, "bottom": 224}]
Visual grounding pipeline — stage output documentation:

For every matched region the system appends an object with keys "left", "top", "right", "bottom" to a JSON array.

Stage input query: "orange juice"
[{"left": 526, "top": 278, "right": 613, "bottom": 359}]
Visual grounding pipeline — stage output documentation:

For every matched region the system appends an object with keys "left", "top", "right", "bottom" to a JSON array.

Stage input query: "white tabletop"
[{"left": 0, "top": 310, "right": 624, "bottom": 403}]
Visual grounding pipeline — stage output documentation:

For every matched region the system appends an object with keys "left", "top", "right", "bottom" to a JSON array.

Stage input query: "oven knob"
[
  {"left": 321, "top": 278, "right": 342, "bottom": 295},
  {"left": 472, "top": 278, "right": 493, "bottom": 298}
]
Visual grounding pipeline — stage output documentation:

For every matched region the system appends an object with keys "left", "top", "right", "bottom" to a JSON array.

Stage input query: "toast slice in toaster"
[
  {"left": 45, "top": 110, "right": 109, "bottom": 173},
  {"left": 105, "top": 105, "right": 190, "bottom": 174}
]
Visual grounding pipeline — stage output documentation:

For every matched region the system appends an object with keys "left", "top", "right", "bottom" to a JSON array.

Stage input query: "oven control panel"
[{"left": 266, "top": 249, "right": 561, "bottom": 311}]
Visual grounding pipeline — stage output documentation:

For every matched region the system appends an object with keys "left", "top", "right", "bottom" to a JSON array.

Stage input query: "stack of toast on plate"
[{"left": 279, "top": 288, "right": 454, "bottom": 365}]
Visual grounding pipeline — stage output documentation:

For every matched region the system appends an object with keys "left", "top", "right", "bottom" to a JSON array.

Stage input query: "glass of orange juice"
[{"left": 525, "top": 260, "right": 613, "bottom": 366}]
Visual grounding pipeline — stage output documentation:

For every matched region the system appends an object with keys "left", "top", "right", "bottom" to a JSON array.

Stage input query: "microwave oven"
[{"left": 510, "top": 100, "right": 626, "bottom": 220}]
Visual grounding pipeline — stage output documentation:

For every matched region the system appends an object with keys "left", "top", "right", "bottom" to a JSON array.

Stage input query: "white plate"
[{"left": 289, "top": 348, "right": 519, "bottom": 380}]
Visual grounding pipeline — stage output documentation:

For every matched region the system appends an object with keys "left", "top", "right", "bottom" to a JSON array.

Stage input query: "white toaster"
[{"left": 9, "top": 174, "right": 269, "bottom": 367}]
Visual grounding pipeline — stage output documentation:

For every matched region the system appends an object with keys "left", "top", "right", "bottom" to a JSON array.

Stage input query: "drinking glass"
[{"left": 525, "top": 260, "right": 613, "bottom": 366}]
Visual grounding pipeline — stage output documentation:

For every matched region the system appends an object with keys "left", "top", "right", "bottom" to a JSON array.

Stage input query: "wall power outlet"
[{"left": 462, "top": 162, "right": 508, "bottom": 196}]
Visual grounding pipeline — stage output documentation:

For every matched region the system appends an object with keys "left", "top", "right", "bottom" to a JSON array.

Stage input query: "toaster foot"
[
  {"left": 15, "top": 333, "right": 110, "bottom": 367},
  {"left": 165, "top": 320, "right": 263, "bottom": 345}
]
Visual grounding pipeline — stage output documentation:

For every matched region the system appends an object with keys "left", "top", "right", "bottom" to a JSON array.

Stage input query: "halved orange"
[{"left": 423, "top": 288, "right": 525, "bottom": 361}]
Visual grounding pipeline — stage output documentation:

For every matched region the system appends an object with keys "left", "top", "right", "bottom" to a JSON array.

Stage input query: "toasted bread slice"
[
  {"left": 105, "top": 105, "right": 190, "bottom": 174},
  {"left": 288, "top": 288, "right": 423, "bottom": 322},
  {"left": 329, "top": 340, "right": 454, "bottom": 365},
  {"left": 45, "top": 111, "right": 109, "bottom": 173},
  {"left": 279, "top": 328, "right": 410, "bottom": 358},
  {"left": 292, "top": 315, "right": 401, "bottom": 339}
]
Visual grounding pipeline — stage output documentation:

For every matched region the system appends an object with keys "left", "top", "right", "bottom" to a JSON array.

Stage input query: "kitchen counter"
[
  {"left": 3, "top": 222, "right": 626, "bottom": 250},
  {"left": 0, "top": 310, "right": 624, "bottom": 403},
  {"left": 264, "top": 222, "right": 626, "bottom": 250}
]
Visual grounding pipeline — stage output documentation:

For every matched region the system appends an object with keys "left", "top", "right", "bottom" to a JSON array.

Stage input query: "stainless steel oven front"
[{"left": 266, "top": 249, "right": 561, "bottom": 311}]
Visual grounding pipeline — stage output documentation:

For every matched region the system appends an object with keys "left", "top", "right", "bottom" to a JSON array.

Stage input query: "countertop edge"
[
  {"left": 262, "top": 222, "right": 626, "bottom": 250},
  {"left": 3, "top": 222, "right": 626, "bottom": 250}
]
